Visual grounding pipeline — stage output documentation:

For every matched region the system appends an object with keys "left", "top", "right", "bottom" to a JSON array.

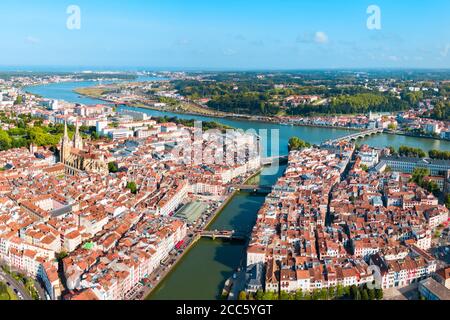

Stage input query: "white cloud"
[
  {"left": 176, "top": 38, "right": 191, "bottom": 46},
  {"left": 297, "top": 31, "right": 329, "bottom": 45},
  {"left": 314, "top": 31, "right": 328, "bottom": 44},
  {"left": 388, "top": 55, "right": 399, "bottom": 62},
  {"left": 25, "top": 36, "right": 40, "bottom": 44},
  {"left": 223, "top": 48, "right": 237, "bottom": 56}
]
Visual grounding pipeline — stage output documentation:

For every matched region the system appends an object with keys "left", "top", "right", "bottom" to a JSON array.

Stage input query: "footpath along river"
[{"left": 25, "top": 80, "right": 450, "bottom": 300}]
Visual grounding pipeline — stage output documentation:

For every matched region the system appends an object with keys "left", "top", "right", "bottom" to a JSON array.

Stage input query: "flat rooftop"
[
  {"left": 420, "top": 278, "right": 450, "bottom": 300},
  {"left": 175, "top": 201, "right": 208, "bottom": 223}
]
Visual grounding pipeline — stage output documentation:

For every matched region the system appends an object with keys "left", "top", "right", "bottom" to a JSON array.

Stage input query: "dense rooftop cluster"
[
  {"left": 0, "top": 110, "right": 261, "bottom": 300},
  {"left": 246, "top": 144, "right": 448, "bottom": 294}
]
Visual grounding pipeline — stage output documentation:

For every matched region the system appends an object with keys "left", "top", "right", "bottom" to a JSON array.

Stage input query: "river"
[
  {"left": 149, "top": 164, "right": 287, "bottom": 300},
  {"left": 24, "top": 80, "right": 450, "bottom": 300},
  {"left": 25, "top": 80, "right": 450, "bottom": 155}
]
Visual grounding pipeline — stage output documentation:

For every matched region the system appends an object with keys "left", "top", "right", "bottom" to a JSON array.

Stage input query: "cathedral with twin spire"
[{"left": 59, "top": 121, "right": 109, "bottom": 175}]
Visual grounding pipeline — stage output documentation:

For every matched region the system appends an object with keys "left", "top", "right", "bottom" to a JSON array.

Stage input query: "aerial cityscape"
[{"left": 0, "top": 0, "right": 449, "bottom": 306}]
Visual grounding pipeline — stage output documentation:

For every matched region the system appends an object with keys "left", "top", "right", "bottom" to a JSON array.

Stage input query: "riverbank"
[
  {"left": 203, "top": 169, "right": 263, "bottom": 231},
  {"left": 74, "top": 85, "right": 230, "bottom": 118},
  {"left": 19, "top": 79, "right": 450, "bottom": 301},
  {"left": 141, "top": 168, "right": 264, "bottom": 300},
  {"left": 71, "top": 86, "right": 450, "bottom": 148},
  {"left": 74, "top": 89, "right": 372, "bottom": 131},
  {"left": 385, "top": 130, "right": 450, "bottom": 142},
  {"left": 24, "top": 80, "right": 450, "bottom": 155},
  {"left": 139, "top": 233, "right": 201, "bottom": 300}
]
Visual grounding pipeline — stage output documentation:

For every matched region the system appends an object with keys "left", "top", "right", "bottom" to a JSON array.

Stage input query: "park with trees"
[
  {"left": 0, "top": 113, "right": 99, "bottom": 152},
  {"left": 288, "top": 137, "right": 311, "bottom": 152},
  {"left": 0, "top": 282, "right": 17, "bottom": 300},
  {"left": 238, "top": 284, "right": 383, "bottom": 301}
]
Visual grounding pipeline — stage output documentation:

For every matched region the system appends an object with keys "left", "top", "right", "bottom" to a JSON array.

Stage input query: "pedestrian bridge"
[
  {"left": 322, "top": 128, "right": 384, "bottom": 145},
  {"left": 200, "top": 230, "right": 247, "bottom": 241},
  {"left": 231, "top": 184, "right": 273, "bottom": 193}
]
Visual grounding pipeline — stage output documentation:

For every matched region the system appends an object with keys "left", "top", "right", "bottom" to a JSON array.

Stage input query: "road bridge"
[
  {"left": 322, "top": 128, "right": 384, "bottom": 145},
  {"left": 200, "top": 230, "right": 247, "bottom": 241}
]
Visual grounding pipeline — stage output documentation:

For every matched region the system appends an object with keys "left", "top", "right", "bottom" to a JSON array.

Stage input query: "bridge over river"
[
  {"left": 200, "top": 230, "right": 248, "bottom": 241},
  {"left": 231, "top": 184, "right": 273, "bottom": 193},
  {"left": 322, "top": 128, "right": 384, "bottom": 145}
]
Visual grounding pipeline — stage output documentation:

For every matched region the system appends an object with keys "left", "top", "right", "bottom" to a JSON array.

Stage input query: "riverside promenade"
[{"left": 133, "top": 169, "right": 263, "bottom": 300}]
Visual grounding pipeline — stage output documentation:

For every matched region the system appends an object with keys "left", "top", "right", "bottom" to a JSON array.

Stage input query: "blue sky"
[{"left": 0, "top": 0, "right": 449, "bottom": 70}]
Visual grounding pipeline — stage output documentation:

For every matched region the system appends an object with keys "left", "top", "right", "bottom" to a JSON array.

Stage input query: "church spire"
[
  {"left": 63, "top": 120, "right": 69, "bottom": 141},
  {"left": 73, "top": 119, "right": 83, "bottom": 150},
  {"left": 60, "top": 119, "right": 71, "bottom": 164}
]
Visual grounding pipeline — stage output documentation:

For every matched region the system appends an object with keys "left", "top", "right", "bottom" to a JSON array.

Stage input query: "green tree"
[
  {"left": 431, "top": 101, "right": 450, "bottom": 121},
  {"left": 336, "top": 284, "right": 344, "bottom": 298},
  {"left": 424, "top": 180, "right": 440, "bottom": 196},
  {"left": 279, "top": 291, "right": 290, "bottom": 300},
  {"left": 368, "top": 288, "right": 376, "bottom": 300},
  {"left": 126, "top": 181, "right": 138, "bottom": 194},
  {"left": 56, "top": 251, "right": 69, "bottom": 260},
  {"left": 0, "top": 282, "right": 7, "bottom": 295},
  {"left": 294, "top": 289, "right": 304, "bottom": 300},
  {"left": 262, "top": 291, "right": 277, "bottom": 300},
  {"left": 398, "top": 145, "right": 426, "bottom": 158},
  {"left": 0, "top": 130, "right": 12, "bottom": 151},
  {"left": 288, "top": 137, "right": 311, "bottom": 152},
  {"left": 238, "top": 291, "right": 247, "bottom": 300},
  {"left": 108, "top": 162, "right": 119, "bottom": 173},
  {"left": 387, "top": 123, "right": 397, "bottom": 130},
  {"left": 375, "top": 288, "right": 383, "bottom": 300},
  {"left": 14, "top": 95, "right": 23, "bottom": 105},
  {"left": 255, "top": 290, "right": 264, "bottom": 300},
  {"left": 404, "top": 91, "right": 423, "bottom": 106},
  {"left": 361, "top": 289, "right": 369, "bottom": 300},
  {"left": 328, "top": 286, "right": 336, "bottom": 299},
  {"left": 319, "top": 288, "right": 329, "bottom": 300},
  {"left": 343, "top": 285, "right": 351, "bottom": 297},
  {"left": 429, "top": 149, "right": 450, "bottom": 160},
  {"left": 350, "top": 285, "right": 361, "bottom": 300},
  {"left": 311, "top": 289, "right": 321, "bottom": 300},
  {"left": 27, "top": 127, "right": 60, "bottom": 147},
  {"left": 445, "top": 194, "right": 450, "bottom": 209},
  {"left": 24, "top": 278, "right": 39, "bottom": 300},
  {"left": 411, "top": 168, "right": 430, "bottom": 186},
  {"left": 388, "top": 146, "right": 397, "bottom": 155}
]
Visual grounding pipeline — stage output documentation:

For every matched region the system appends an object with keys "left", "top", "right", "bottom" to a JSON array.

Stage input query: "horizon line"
[{"left": 2, "top": 66, "right": 450, "bottom": 73}]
